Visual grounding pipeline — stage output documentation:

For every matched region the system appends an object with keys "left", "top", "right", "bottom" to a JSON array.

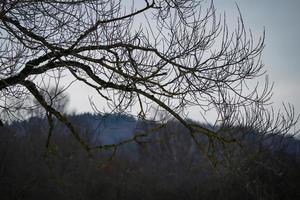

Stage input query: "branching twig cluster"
[{"left": 0, "top": 0, "right": 298, "bottom": 158}]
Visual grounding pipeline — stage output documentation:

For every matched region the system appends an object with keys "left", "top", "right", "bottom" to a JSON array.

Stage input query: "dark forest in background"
[{"left": 1, "top": 113, "right": 299, "bottom": 200}]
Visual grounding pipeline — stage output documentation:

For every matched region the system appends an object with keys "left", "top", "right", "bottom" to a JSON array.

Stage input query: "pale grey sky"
[
  {"left": 67, "top": 1, "right": 299, "bottom": 128},
  {"left": 213, "top": 0, "right": 300, "bottom": 117}
]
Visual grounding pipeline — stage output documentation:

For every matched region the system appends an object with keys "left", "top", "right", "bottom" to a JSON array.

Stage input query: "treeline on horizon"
[{"left": 0, "top": 113, "right": 299, "bottom": 200}]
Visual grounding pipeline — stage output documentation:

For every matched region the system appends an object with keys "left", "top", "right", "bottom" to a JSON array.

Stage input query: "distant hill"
[{"left": 3, "top": 112, "right": 300, "bottom": 155}]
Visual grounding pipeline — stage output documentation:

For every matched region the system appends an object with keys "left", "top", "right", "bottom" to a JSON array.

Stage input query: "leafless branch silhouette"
[{"left": 0, "top": 0, "right": 298, "bottom": 156}]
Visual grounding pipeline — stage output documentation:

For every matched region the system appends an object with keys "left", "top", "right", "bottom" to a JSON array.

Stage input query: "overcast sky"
[
  {"left": 213, "top": 0, "right": 300, "bottom": 119},
  {"left": 67, "top": 0, "right": 300, "bottom": 128}
]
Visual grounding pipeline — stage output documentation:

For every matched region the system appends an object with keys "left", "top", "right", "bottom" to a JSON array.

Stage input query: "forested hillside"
[{"left": 0, "top": 114, "right": 299, "bottom": 200}]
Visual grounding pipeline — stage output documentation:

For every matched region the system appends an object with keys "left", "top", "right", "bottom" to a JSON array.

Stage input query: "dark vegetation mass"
[{"left": 0, "top": 113, "right": 299, "bottom": 200}]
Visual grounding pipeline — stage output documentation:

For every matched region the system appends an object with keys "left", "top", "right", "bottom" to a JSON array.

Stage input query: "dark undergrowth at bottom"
[{"left": 0, "top": 117, "right": 299, "bottom": 200}]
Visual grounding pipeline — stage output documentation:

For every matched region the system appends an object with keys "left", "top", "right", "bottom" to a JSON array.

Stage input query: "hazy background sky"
[
  {"left": 213, "top": 0, "right": 300, "bottom": 119},
  {"left": 67, "top": 0, "right": 299, "bottom": 128}
]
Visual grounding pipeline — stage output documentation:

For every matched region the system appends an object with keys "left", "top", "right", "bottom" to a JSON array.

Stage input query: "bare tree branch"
[{"left": 0, "top": 0, "right": 298, "bottom": 157}]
